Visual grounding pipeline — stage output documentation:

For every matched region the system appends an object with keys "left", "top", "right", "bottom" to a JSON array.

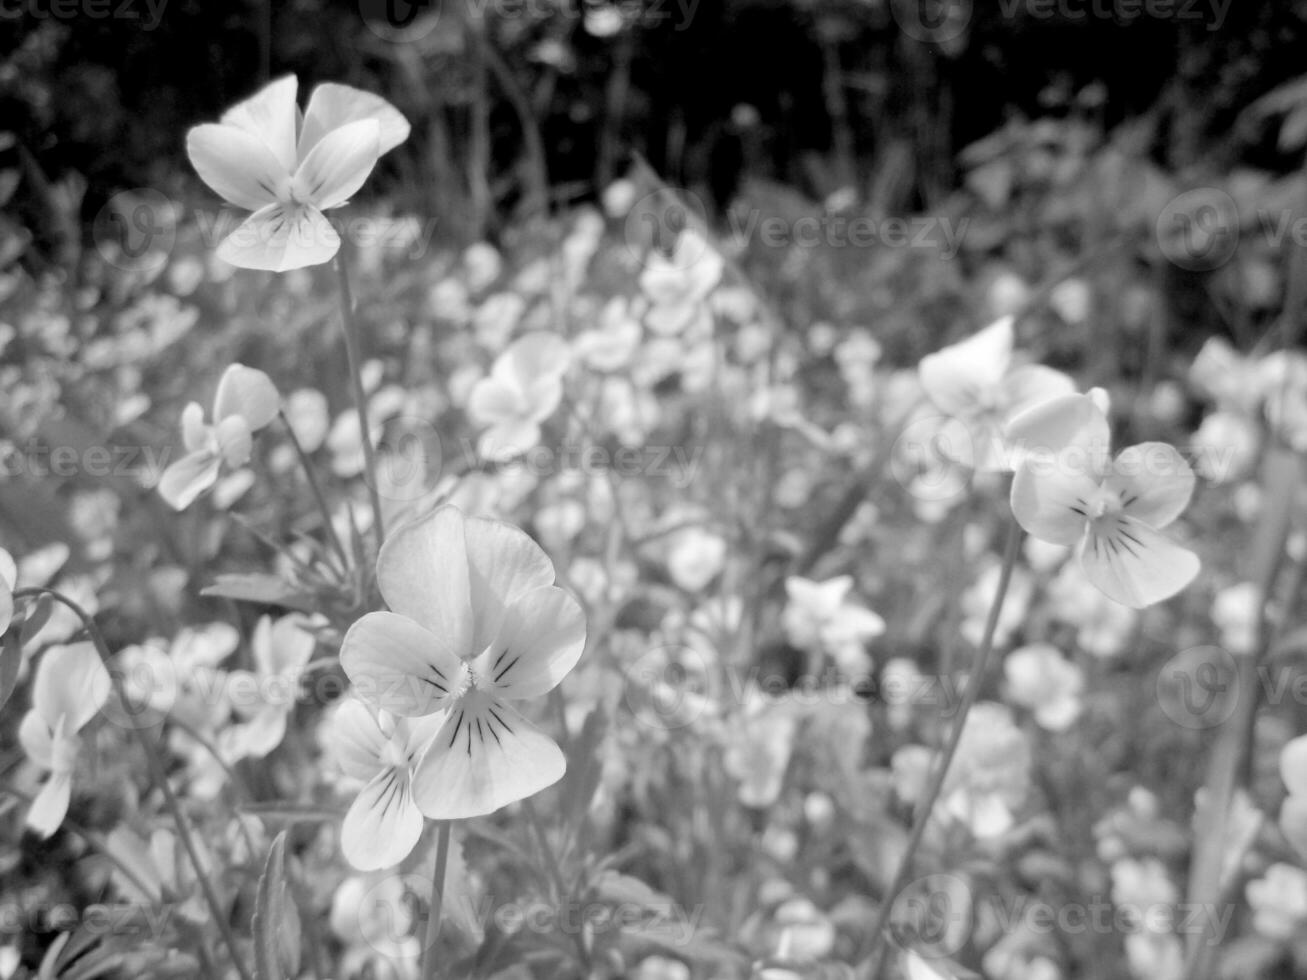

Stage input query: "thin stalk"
[
  {"left": 861, "top": 520, "right": 1024, "bottom": 976},
  {"left": 279, "top": 409, "right": 349, "bottom": 571},
  {"left": 334, "top": 248, "right": 386, "bottom": 553},
  {"left": 420, "top": 821, "right": 452, "bottom": 980},
  {"left": 12, "top": 587, "right": 256, "bottom": 980}
]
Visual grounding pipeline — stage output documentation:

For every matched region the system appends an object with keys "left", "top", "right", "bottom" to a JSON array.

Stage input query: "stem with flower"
[
  {"left": 860, "top": 519, "right": 1024, "bottom": 977},
  {"left": 420, "top": 820, "right": 452, "bottom": 980},
  {"left": 11, "top": 587, "right": 255, "bottom": 980}
]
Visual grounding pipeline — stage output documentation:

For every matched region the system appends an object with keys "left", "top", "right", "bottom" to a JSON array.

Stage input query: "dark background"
[{"left": 4, "top": 0, "right": 1307, "bottom": 259}]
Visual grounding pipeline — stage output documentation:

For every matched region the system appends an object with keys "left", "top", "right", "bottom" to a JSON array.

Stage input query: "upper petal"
[
  {"left": 1005, "top": 392, "right": 1112, "bottom": 476},
  {"left": 291, "top": 119, "right": 382, "bottom": 210},
  {"left": 473, "top": 586, "right": 586, "bottom": 700},
  {"left": 186, "top": 124, "right": 288, "bottom": 211},
  {"left": 299, "top": 82, "right": 411, "bottom": 159},
  {"left": 376, "top": 506, "right": 475, "bottom": 651},
  {"left": 461, "top": 513, "right": 558, "bottom": 654},
  {"left": 1010, "top": 460, "right": 1098, "bottom": 546},
  {"left": 27, "top": 770, "right": 73, "bottom": 839},
  {"left": 340, "top": 611, "right": 466, "bottom": 717},
  {"left": 218, "top": 75, "right": 300, "bottom": 174},
  {"left": 324, "top": 699, "right": 388, "bottom": 781},
  {"left": 1078, "top": 516, "right": 1200, "bottom": 608},
  {"left": 214, "top": 364, "right": 281, "bottom": 431},
  {"left": 33, "top": 642, "right": 110, "bottom": 733},
  {"left": 1001, "top": 363, "right": 1077, "bottom": 418},
  {"left": 919, "top": 316, "right": 1014, "bottom": 418},
  {"left": 1105, "top": 443, "right": 1195, "bottom": 530}
]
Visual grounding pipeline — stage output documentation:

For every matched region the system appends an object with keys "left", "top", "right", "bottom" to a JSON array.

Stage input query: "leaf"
[
  {"left": 252, "top": 831, "right": 301, "bottom": 980},
  {"left": 201, "top": 574, "right": 317, "bottom": 613},
  {"left": 239, "top": 801, "right": 346, "bottom": 825}
]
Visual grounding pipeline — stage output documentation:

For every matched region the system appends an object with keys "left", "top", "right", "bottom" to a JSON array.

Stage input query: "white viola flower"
[
  {"left": 783, "top": 576, "right": 885, "bottom": 670},
  {"left": 1007, "top": 392, "right": 1200, "bottom": 608},
  {"left": 186, "top": 75, "right": 409, "bottom": 271},
  {"left": 1247, "top": 864, "right": 1307, "bottom": 941},
  {"left": 0, "top": 547, "right": 14, "bottom": 635},
  {"left": 666, "top": 527, "right": 727, "bottom": 592},
  {"left": 722, "top": 694, "right": 797, "bottom": 809},
  {"left": 1003, "top": 643, "right": 1084, "bottom": 731},
  {"left": 325, "top": 699, "right": 444, "bottom": 870},
  {"left": 219, "top": 615, "right": 318, "bottom": 762},
  {"left": 638, "top": 229, "right": 723, "bottom": 336},
  {"left": 157, "top": 364, "right": 280, "bottom": 511},
  {"left": 1190, "top": 410, "right": 1259, "bottom": 484},
  {"left": 1190, "top": 337, "right": 1263, "bottom": 414},
  {"left": 466, "top": 332, "right": 571, "bottom": 459},
  {"left": 1280, "top": 735, "right": 1307, "bottom": 860},
  {"left": 572, "top": 297, "right": 643, "bottom": 372},
  {"left": 18, "top": 643, "right": 111, "bottom": 837},
  {"left": 340, "top": 506, "right": 586, "bottom": 821},
  {"left": 918, "top": 316, "right": 1075, "bottom": 472},
  {"left": 940, "top": 702, "right": 1031, "bottom": 839}
]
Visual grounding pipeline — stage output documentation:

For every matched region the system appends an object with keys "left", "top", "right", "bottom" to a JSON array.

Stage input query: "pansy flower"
[
  {"left": 187, "top": 75, "right": 410, "bottom": 271},
  {"left": 18, "top": 643, "right": 111, "bottom": 837},
  {"left": 466, "top": 332, "right": 571, "bottom": 459},
  {"left": 1003, "top": 642, "right": 1083, "bottom": 731},
  {"left": 782, "top": 575, "right": 885, "bottom": 674},
  {"left": 158, "top": 364, "right": 280, "bottom": 511},
  {"left": 1007, "top": 392, "right": 1200, "bottom": 608},
  {"left": 918, "top": 316, "right": 1075, "bottom": 472},
  {"left": 638, "top": 229, "right": 723, "bottom": 336},
  {"left": 219, "top": 615, "right": 317, "bottom": 762},
  {"left": 325, "top": 699, "right": 445, "bottom": 870},
  {"left": 340, "top": 506, "right": 586, "bottom": 820}
]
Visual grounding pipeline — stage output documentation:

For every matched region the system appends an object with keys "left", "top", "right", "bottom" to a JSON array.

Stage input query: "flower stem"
[
  {"left": 278, "top": 409, "right": 349, "bottom": 571},
  {"left": 860, "top": 519, "right": 1024, "bottom": 976},
  {"left": 420, "top": 820, "right": 452, "bottom": 980},
  {"left": 334, "top": 247, "right": 386, "bottom": 554},
  {"left": 12, "top": 587, "right": 256, "bottom": 980}
]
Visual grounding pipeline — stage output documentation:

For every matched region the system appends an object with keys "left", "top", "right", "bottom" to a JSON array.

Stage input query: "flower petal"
[
  {"left": 411, "top": 694, "right": 565, "bottom": 819},
  {"left": 1005, "top": 392, "right": 1112, "bottom": 475},
  {"left": 19, "top": 711, "right": 53, "bottom": 769},
  {"left": 180, "top": 403, "right": 209, "bottom": 453},
  {"left": 1001, "top": 363, "right": 1076, "bottom": 416},
  {"left": 253, "top": 614, "right": 316, "bottom": 679},
  {"left": 1281, "top": 735, "right": 1307, "bottom": 798},
  {"left": 1079, "top": 516, "right": 1201, "bottom": 608},
  {"left": 325, "top": 699, "right": 389, "bottom": 781},
  {"left": 218, "top": 75, "right": 300, "bottom": 174},
  {"left": 466, "top": 377, "right": 529, "bottom": 428},
  {"left": 34, "top": 642, "right": 110, "bottom": 733},
  {"left": 340, "top": 612, "right": 466, "bottom": 717},
  {"left": 1104, "top": 443, "right": 1195, "bottom": 530},
  {"left": 1010, "top": 461, "right": 1098, "bottom": 546},
  {"left": 341, "top": 769, "right": 424, "bottom": 871},
  {"left": 291, "top": 119, "right": 381, "bottom": 210},
  {"left": 299, "top": 82, "right": 411, "bottom": 159},
  {"left": 473, "top": 586, "right": 586, "bottom": 700},
  {"left": 186, "top": 123, "right": 288, "bottom": 211},
  {"left": 214, "top": 364, "right": 281, "bottom": 431},
  {"left": 158, "top": 451, "right": 221, "bottom": 511},
  {"left": 461, "top": 513, "right": 559, "bottom": 654},
  {"left": 214, "top": 416, "right": 254, "bottom": 468},
  {"left": 216, "top": 203, "right": 340, "bottom": 273},
  {"left": 27, "top": 770, "right": 72, "bottom": 839},
  {"left": 220, "top": 708, "right": 288, "bottom": 761},
  {"left": 919, "top": 316, "right": 1014, "bottom": 417},
  {"left": 376, "top": 507, "right": 475, "bottom": 649}
]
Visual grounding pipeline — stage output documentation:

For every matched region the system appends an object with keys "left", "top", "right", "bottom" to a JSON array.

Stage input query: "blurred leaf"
[
  {"left": 252, "top": 831, "right": 301, "bottom": 980},
  {"left": 201, "top": 574, "right": 318, "bottom": 613}
]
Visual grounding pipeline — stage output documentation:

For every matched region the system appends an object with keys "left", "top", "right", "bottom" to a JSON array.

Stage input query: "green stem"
[
  {"left": 420, "top": 821, "right": 452, "bottom": 980},
  {"left": 861, "top": 519, "right": 1024, "bottom": 976},
  {"left": 278, "top": 409, "right": 349, "bottom": 572},
  {"left": 334, "top": 248, "right": 386, "bottom": 554},
  {"left": 12, "top": 587, "right": 256, "bottom": 980}
]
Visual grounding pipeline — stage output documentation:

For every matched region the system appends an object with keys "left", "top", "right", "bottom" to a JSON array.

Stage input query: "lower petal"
[
  {"left": 28, "top": 771, "right": 73, "bottom": 839},
  {"left": 216, "top": 204, "right": 340, "bottom": 273},
  {"left": 158, "top": 451, "right": 222, "bottom": 511},
  {"left": 410, "top": 695, "right": 565, "bottom": 820},
  {"left": 341, "top": 769, "right": 424, "bottom": 871},
  {"left": 1010, "top": 462, "right": 1098, "bottom": 546},
  {"left": 1079, "top": 517, "right": 1200, "bottom": 609}
]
